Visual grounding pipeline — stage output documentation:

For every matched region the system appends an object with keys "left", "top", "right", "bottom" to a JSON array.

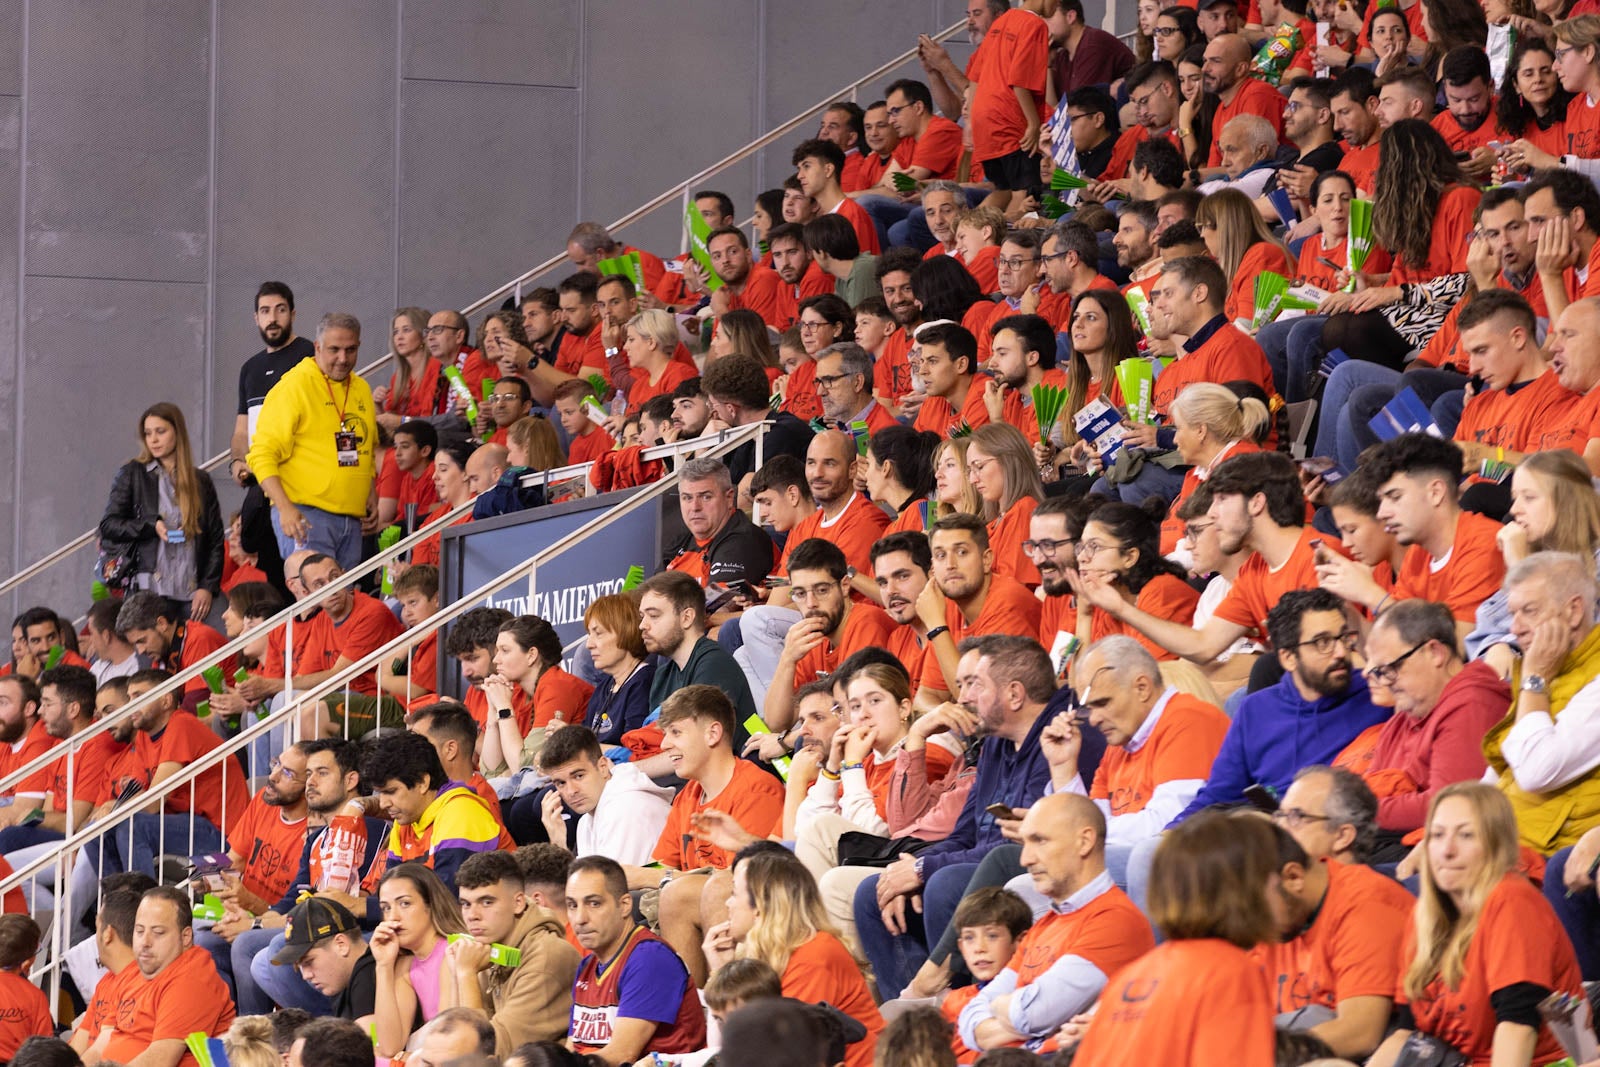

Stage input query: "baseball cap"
[
  {"left": 271, "top": 896, "right": 360, "bottom": 966},
  {"left": 1197, "top": 0, "right": 1240, "bottom": 9}
]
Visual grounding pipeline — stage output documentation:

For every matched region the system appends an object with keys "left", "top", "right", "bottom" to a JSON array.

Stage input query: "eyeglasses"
[
  {"left": 1076, "top": 539, "right": 1125, "bottom": 559},
  {"left": 966, "top": 456, "right": 999, "bottom": 478},
  {"left": 1364, "top": 639, "right": 1429, "bottom": 685},
  {"left": 813, "top": 373, "right": 852, "bottom": 388},
  {"left": 1152, "top": 25, "right": 1183, "bottom": 35},
  {"left": 1294, "top": 630, "right": 1361, "bottom": 655},
  {"left": 1555, "top": 45, "right": 1578, "bottom": 61},
  {"left": 1130, "top": 87, "right": 1165, "bottom": 110},
  {"left": 1022, "top": 537, "right": 1074, "bottom": 557},
  {"left": 269, "top": 759, "right": 305, "bottom": 783},
  {"left": 798, "top": 320, "right": 832, "bottom": 332},
  {"left": 997, "top": 256, "right": 1038, "bottom": 271},
  {"left": 1272, "top": 807, "right": 1332, "bottom": 829},
  {"left": 1184, "top": 522, "right": 1213, "bottom": 540},
  {"left": 425, "top": 324, "right": 463, "bottom": 336},
  {"left": 1283, "top": 99, "right": 1305, "bottom": 114},
  {"left": 886, "top": 104, "right": 915, "bottom": 118},
  {"left": 1041, "top": 250, "right": 1071, "bottom": 265},
  {"left": 486, "top": 393, "right": 524, "bottom": 403}
]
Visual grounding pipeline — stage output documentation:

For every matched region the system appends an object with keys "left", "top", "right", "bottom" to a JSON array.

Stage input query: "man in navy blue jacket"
[{"left": 852, "top": 635, "right": 1059, "bottom": 1001}]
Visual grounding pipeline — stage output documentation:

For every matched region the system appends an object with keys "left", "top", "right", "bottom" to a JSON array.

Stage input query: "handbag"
[
  {"left": 1392, "top": 1031, "right": 1468, "bottom": 1067},
  {"left": 836, "top": 832, "right": 932, "bottom": 868},
  {"left": 95, "top": 539, "right": 137, "bottom": 595}
]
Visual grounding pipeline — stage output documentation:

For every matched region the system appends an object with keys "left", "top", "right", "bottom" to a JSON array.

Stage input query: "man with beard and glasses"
[
  {"left": 763, "top": 539, "right": 895, "bottom": 731},
  {"left": 245, "top": 738, "right": 388, "bottom": 1015},
  {"left": 192, "top": 743, "right": 310, "bottom": 999},
  {"left": 814, "top": 343, "right": 896, "bottom": 434}
]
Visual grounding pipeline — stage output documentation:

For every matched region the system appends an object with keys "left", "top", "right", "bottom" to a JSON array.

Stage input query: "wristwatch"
[
  {"left": 497, "top": 707, "right": 514, "bottom": 720},
  {"left": 604, "top": 346, "right": 620, "bottom": 358},
  {"left": 1521, "top": 674, "right": 1548, "bottom": 695},
  {"left": 926, "top": 625, "right": 950, "bottom": 641}
]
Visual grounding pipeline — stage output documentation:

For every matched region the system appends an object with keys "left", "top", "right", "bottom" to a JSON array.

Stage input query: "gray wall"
[{"left": 1, "top": 0, "right": 988, "bottom": 615}]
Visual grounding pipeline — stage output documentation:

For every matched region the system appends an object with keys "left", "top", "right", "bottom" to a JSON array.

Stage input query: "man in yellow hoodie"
[{"left": 247, "top": 311, "right": 378, "bottom": 569}]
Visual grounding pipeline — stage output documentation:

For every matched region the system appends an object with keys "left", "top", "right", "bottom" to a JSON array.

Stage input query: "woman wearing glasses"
[
  {"left": 963, "top": 423, "right": 1046, "bottom": 587},
  {"left": 1366, "top": 784, "right": 1582, "bottom": 1067},
  {"left": 778, "top": 294, "right": 854, "bottom": 422},
  {"left": 1062, "top": 501, "right": 1199, "bottom": 661}
]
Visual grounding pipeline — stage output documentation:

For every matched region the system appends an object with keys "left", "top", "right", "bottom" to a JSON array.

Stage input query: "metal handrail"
[
  {"left": 0, "top": 19, "right": 964, "bottom": 601},
  {"left": 0, "top": 421, "right": 767, "bottom": 902}
]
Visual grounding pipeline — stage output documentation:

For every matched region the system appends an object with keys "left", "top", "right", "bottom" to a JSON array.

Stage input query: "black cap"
[
  {"left": 271, "top": 897, "right": 359, "bottom": 966},
  {"left": 1197, "top": 0, "right": 1240, "bottom": 10}
]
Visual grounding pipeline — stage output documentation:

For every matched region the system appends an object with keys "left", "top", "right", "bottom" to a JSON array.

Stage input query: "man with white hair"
[
  {"left": 1482, "top": 552, "right": 1600, "bottom": 857},
  {"left": 1198, "top": 114, "right": 1279, "bottom": 197}
]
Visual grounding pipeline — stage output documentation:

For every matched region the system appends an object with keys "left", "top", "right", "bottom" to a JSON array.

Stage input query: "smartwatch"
[
  {"left": 497, "top": 708, "right": 513, "bottom": 720},
  {"left": 926, "top": 625, "right": 950, "bottom": 641}
]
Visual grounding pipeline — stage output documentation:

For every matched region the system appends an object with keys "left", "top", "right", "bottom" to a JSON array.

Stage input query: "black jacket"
[{"left": 99, "top": 460, "right": 225, "bottom": 595}]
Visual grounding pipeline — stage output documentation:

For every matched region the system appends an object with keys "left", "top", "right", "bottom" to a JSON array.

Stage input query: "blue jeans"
[
  {"left": 195, "top": 923, "right": 280, "bottom": 1011},
  {"left": 93, "top": 813, "right": 223, "bottom": 881},
  {"left": 1336, "top": 366, "right": 1469, "bottom": 468},
  {"left": 858, "top": 194, "right": 914, "bottom": 251},
  {"left": 249, "top": 930, "right": 335, "bottom": 1013},
  {"left": 1091, "top": 461, "right": 1187, "bottom": 507},
  {"left": 272, "top": 503, "right": 363, "bottom": 570},
  {"left": 853, "top": 860, "right": 979, "bottom": 1000},
  {"left": 1271, "top": 316, "right": 1331, "bottom": 403},
  {"left": 1313, "top": 361, "right": 1400, "bottom": 471},
  {"left": 1544, "top": 847, "right": 1600, "bottom": 979}
]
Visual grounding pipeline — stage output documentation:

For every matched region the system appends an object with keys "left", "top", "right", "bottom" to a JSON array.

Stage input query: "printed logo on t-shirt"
[{"left": 570, "top": 1003, "right": 620, "bottom": 1046}]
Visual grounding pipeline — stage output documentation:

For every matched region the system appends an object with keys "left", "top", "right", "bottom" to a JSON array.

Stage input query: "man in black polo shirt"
[
  {"left": 231, "top": 281, "right": 314, "bottom": 596},
  {"left": 664, "top": 458, "right": 774, "bottom": 591},
  {"left": 273, "top": 896, "right": 375, "bottom": 1021}
]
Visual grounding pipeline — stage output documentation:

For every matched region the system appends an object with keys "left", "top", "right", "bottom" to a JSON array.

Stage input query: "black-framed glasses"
[
  {"left": 1022, "top": 537, "right": 1074, "bottom": 557},
  {"left": 813, "top": 373, "right": 850, "bottom": 388},
  {"left": 1364, "top": 639, "right": 1429, "bottom": 685},
  {"left": 1152, "top": 25, "right": 1183, "bottom": 35},
  {"left": 1294, "top": 630, "right": 1361, "bottom": 655},
  {"left": 1272, "top": 808, "right": 1331, "bottom": 829},
  {"left": 1041, "top": 250, "right": 1070, "bottom": 265}
]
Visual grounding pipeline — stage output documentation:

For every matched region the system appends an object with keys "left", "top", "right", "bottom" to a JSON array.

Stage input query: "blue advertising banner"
[{"left": 437, "top": 488, "right": 666, "bottom": 696}]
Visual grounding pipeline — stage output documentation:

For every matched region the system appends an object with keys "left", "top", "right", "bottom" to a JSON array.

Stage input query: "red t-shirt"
[
  {"left": 556, "top": 328, "right": 608, "bottom": 378},
  {"left": 1251, "top": 859, "right": 1414, "bottom": 1016},
  {"left": 298, "top": 591, "right": 407, "bottom": 696},
  {"left": 79, "top": 962, "right": 139, "bottom": 1050},
  {"left": 1358, "top": 0, "right": 1427, "bottom": 49},
  {"left": 567, "top": 424, "right": 615, "bottom": 466},
  {"left": 227, "top": 789, "right": 310, "bottom": 904},
  {"left": 1074, "top": 938, "right": 1274, "bottom": 1067},
  {"left": 1391, "top": 185, "right": 1482, "bottom": 284},
  {"left": 1214, "top": 527, "right": 1329, "bottom": 642},
  {"left": 725, "top": 264, "right": 789, "bottom": 329},
  {"left": 914, "top": 379, "right": 994, "bottom": 436},
  {"left": 653, "top": 758, "right": 785, "bottom": 870},
  {"left": 102, "top": 946, "right": 236, "bottom": 1067},
  {"left": 164, "top": 620, "right": 233, "bottom": 700},
  {"left": 135, "top": 710, "right": 250, "bottom": 834},
  {"left": 921, "top": 575, "right": 1043, "bottom": 693},
  {"left": 533, "top": 666, "right": 595, "bottom": 729},
  {"left": 379, "top": 357, "right": 447, "bottom": 418},
  {"left": 0, "top": 856, "right": 23, "bottom": 915},
  {"left": 0, "top": 720, "right": 54, "bottom": 790},
  {"left": 906, "top": 116, "right": 966, "bottom": 179},
  {"left": 1391, "top": 510, "right": 1505, "bottom": 622},
  {"left": 793, "top": 603, "right": 898, "bottom": 688},
  {"left": 1398, "top": 873, "right": 1582, "bottom": 1066},
  {"left": 1296, "top": 234, "right": 1392, "bottom": 293},
  {"left": 778, "top": 494, "right": 891, "bottom": 579},
  {"left": 1091, "top": 692, "right": 1229, "bottom": 815},
  {"left": 1432, "top": 108, "right": 1508, "bottom": 154},
  {"left": 463, "top": 683, "right": 535, "bottom": 736},
  {"left": 1567, "top": 90, "right": 1600, "bottom": 160},
  {"left": 857, "top": 142, "right": 917, "bottom": 190},
  {"left": 1226, "top": 242, "right": 1296, "bottom": 325},
  {"left": 1342, "top": 142, "right": 1381, "bottom": 194},
  {"left": 93, "top": 737, "right": 150, "bottom": 806},
  {"left": 1208, "top": 78, "right": 1287, "bottom": 167},
  {"left": 628, "top": 360, "right": 698, "bottom": 413},
  {"left": 1150, "top": 323, "right": 1276, "bottom": 416},
  {"left": 969, "top": 9, "right": 1051, "bottom": 162},
  {"left": 0, "top": 969, "right": 52, "bottom": 1060},
  {"left": 988, "top": 495, "right": 1042, "bottom": 588},
  {"left": 19, "top": 729, "right": 125, "bottom": 813}
]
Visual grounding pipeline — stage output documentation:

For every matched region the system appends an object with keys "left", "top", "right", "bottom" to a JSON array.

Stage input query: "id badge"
[{"left": 335, "top": 430, "right": 359, "bottom": 467}]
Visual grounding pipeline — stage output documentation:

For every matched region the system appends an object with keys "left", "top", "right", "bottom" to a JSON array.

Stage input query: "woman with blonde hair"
[
  {"left": 1195, "top": 188, "right": 1293, "bottom": 328},
  {"left": 222, "top": 1016, "right": 280, "bottom": 1067},
  {"left": 100, "top": 401, "right": 225, "bottom": 619},
  {"left": 964, "top": 423, "right": 1046, "bottom": 586},
  {"left": 1160, "top": 382, "right": 1272, "bottom": 553},
  {"left": 708, "top": 308, "right": 781, "bottom": 376},
  {"left": 1072, "top": 810, "right": 1281, "bottom": 1065},
  {"left": 1367, "top": 784, "right": 1581, "bottom": 1067},
  {"left": 373, "top": 306, "right": 446, "bottom": 432},
  {"left": 1468, "top": 449, "right": 1600, "bottom": 672},
  {"left": 624, "top": 308, "right": 696, "bottom": 410},
  {"left": 371, "top": 863, "right": 471, "bottom": 1058},
  {"left": 709, "top": 847, "right": 884, "bottom": 1067},
  {"left": 931, "top": 438, "right": 982, "bottom": 520}
]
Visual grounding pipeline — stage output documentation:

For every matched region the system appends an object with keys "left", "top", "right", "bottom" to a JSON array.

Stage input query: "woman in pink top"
[{"left": 370, "top": 863, "right": 468, "bottom": 1057}]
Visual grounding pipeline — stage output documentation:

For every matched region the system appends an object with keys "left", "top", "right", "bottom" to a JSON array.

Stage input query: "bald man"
[
  {"left": 1202, "top": 33, "right": 1285, "bottom": 172},
  {"left": 1548, "top": 298, "right": 1600, "bottom": 474},
  {"left": 954, "top": 793, "right": 1154, "bottom": 1056},
  {"left": 465, "top": 444, "right": 510, "bottom": 496}
]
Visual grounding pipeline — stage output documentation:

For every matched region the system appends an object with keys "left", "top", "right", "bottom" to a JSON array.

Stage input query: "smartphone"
[
  {"left": 1310, "top": 537, "right": 1333, "bottom": 566},
  {"left": 1300, "top": 456, "right": 1336, "bottom": 476},
  {"left": 704, "top": 583, "right": 740, "bottom": 614},
  {"left": 1243, "top": 784, "right": 1280, "bottom": 813},
  {"left": 985, "top": 802, "right": 1021, "bottom": 820},
  {"left": 762, "top": 576, "right": 790, "bottom": 588}
]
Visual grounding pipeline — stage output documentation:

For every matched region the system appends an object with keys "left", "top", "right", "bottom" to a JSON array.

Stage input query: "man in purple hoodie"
[{"left": 1123, "top": 589, "right": 1391, "bottom": 908}]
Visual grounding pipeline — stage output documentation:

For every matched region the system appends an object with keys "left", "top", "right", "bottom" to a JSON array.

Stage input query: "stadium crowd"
[{"left": 14, "top": 0, "right": 1600, "bottom": 1064}]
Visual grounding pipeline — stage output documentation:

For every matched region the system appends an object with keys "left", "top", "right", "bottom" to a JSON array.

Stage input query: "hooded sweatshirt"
[
  {"left": 1367, "top": 659, "right": 1510, "bottom": 833},
  {"left": 478, "top": 905, "right": 583, "bottom": 1055},
  {"left": 1172, "top": 671, "right": 1391, "bottom": 825},
  {"left": 578, "top": 762, "right": 676, "bottom": 866}
]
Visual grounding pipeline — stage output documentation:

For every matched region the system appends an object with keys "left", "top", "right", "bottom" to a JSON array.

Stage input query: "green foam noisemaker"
[
  {"left": 742, "top": 713, "right": 792, "bottom": 781},
  {"left": 1126, "top": 288, "right": 1153, "bottom": 335},
  {"left": 1251, "top": 272, "right": 1320, "bottom": 329},
  {"left": 621, "top": 565, "right": 646, "bottom": 592},
  {"left": 91, "top": 580, "right": 110, "bottom": 602},
  {"left": 1030, "top": 384, "right": 1070, "bottom": 446},
  {"left": 1115, "top": 360, "right": 1157, "bottom": 425},
  {"left": 849, "top": 419, "right": 871, "bottom": 456},
  {"left": 1049, "top": 168, "right": 1089, "bottom": 191},
  {"left": 1345, "top": 199, "right": 1374, "bottom": 291},
  {"left": 448, "top": 932, "right": 522, "bottom": 967},
  {"left": 44, "top": 646, "right": 64, "bottom": 671},
  {"left": 443, "top": 366, "right": 479, "bottom": 424},
  {"left": 1039, "top": 194, "right": 1070, "bottom": 220},
  {"left": 586, "top": 372, "right": 610, "bottom": 403},
  {"left": 950, "top": 420, "right": 973, "bottom": 439},
  {"left": 202, "top": 665, "right": 227, "bottom": 695},
  {"left": 890, "top": 171, "right": 918, "bottom": 193},
  {"left": 595, "top": 250, "right": 645, "bottom": 293},
  {"left": 193, "top": 893, "right": 225, "bottom": 921},
  {"left": 685, "top": 201, "right": 725, "bottom": 292},
  {"left": 378, "top": 525, "right": 404, "bottom": 594}
]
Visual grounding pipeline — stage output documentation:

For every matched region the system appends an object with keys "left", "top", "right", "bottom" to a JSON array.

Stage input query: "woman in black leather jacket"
[{"left": 99, "top": 402, "right": 225, "bottom": 620}]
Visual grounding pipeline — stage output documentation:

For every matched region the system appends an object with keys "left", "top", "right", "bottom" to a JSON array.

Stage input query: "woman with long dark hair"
[
  {"left": 1176, "top": 43, "right": 1221, "bottom": 171},
  {"left": 1497, "top": 38, "right": 1570, "bottom": 162},
  {"left": 1419, "top": 0, "right": 1489, "bottom": 81},
  {"left": 1063, "top": 500, "right": 1199, "bottom": 660},
  {"left": 1311, "top": 120, "right": 1479, "bottom": 372},
  {"left": 100, "top": 402, "right": 225, "bottom": 619},
  {"left": 869, "top": 426, "right": 942, "bottom": 536}
]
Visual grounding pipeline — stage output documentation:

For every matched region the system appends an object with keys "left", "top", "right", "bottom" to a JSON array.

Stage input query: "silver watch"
[{"left": 1522, "top": 674, "right": 1548, "bottom": 694}]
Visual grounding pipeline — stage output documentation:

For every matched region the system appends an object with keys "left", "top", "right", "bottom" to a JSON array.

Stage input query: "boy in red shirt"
[
  {"left": 939, "top": 888, "right": 1033, "bottom": 1064},
  {"left": 378, "top": 563, "right": 440, "bottom": 707},
  {"left": 376, "top": 419, "right": 441, "bottom": 529},
  {"left": 968, "top": 2, "right": 1052, "bottom": 211},
  {"left": 793, "top": 139, "right": 881, "bottom": 255},
  {"left": 0, "top": 915, "right": 51, "bottom": 1061},
  {"left": 552, "top": 378, "right": 615, "bottom": 467}
]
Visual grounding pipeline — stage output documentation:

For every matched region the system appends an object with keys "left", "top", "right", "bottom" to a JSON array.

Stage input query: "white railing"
[
  {"left": 0, "top": 19, "right": 965, "bottom": 605},
  {"left": 2, "top": 422, "right": 767, "bottom": 1006}
]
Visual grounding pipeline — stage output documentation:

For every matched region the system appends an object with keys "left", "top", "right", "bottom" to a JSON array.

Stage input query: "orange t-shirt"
[
  {"left": 887, "top": 625, "right": 928, "bottom": 698},
  {"left": 299, "top": 591, "right": 407, "bottom": 695},
  {"left": 1039, "top": 574, "right": 1201, "bottom": 663},
  {"left": 1568, "top": 91, "right": 1600, "bottom": 160},
  {"left": 1000, "top": 367, "right": 1070, "bottom": 444},
  {"left": 567, "top": 424, "right": 615, "bottom": 465},
  {"left": 1073, "top": 938, "right": 1275, "bottom": 1067},
  {"left": 18, "top": 727, "right": 120, "bottom": 811},
  {"left": 410, "top": 504, "right": 473, "bottom": 570},
  {"left": 1296, "top": 235, "right": 1392, "bottom": 293},
  {"left": 915, "top": 379, "right": 994, "bottom": 436},
  {"left": 227, "top": 789, "right": 310, "bottom": 905},
  {"left": 943, "top": 984, "right": 984, "bottom": 1064},
  {"left": 857, "top": 142, "right": 918, "bottom": 190},
  {"left": 905, "top": 116, "right": 966, "bottom": 179},
  {"left": 782, "top": 934, "right": 885, "bottom": 1067},
  {"left": 1391, "top": 185, "right": 1482, "bottom": 284},
  {"left": 1214, "top": 527, "right": 1330, "bottom": 642},
  {"left": 1398, "top": 873, "right": 1582, "bottom": 1066},
  {"left": 103, "top": 946, "right": 237, "bottom": 1067},
  {"left": 653, "top": 757, "right": 785, "bottom": 870},
  {"left": 1454, "top": 371, "right": 1578, "bottom": 453},
  {"left": 877, "top": 330, "right": 916, "bottom": 401},
  {"left": 79, "top": 962, "right": 139, "bottom": 1048},
  {"left": 969, "top": 8, "right": 1051, "bottom": 162},
  {"left": 1432, "top": 108, "right": 1508, "bottom": 154},
  {"left": 1150, "top": 322, "right": 1276, "bottom": 417},
  {"left": 885, "top": 498, "right": 933, "bottom": 536},
  {"left": 960, "top": 245, "right": 1002, "bottom": 295},
  {"left": 988, "top": 495, "right": 1042, "bottom": 588},
  {"left": 135, "top": 710, "right": 250, "bottom": 835},
  {"left": 1358, "top": 0, "right": 1427, "bottom": 48},
  {"left": 831, "top": 196, "right": 882, "bottom": 255},
  {"left": 1341, "top": 142, "right": 1381, "bottom": 195},
  {"left": 1251, "top": 859, "right": 1413, "bottom": 1016},
  {"left": 781, "top": 357, "right": 823, "bottom": 422},
  {"left": 1208, "top": 78, "right": 1287, "bottom": 167},
  {"left": 462, "top": 683, "right": 535, "bottom": 736},
  {"left": 0, "top": 969, "right": 52, "bottom": 1059},
  {"left": 1091, "top": 692, "right": 1229, "bottom": 815},
  {"left": 725, "top": 264, "right": 789, "bottom": 330},
  {"left": 794, "top": 603, "right": 898, "bottom": 688},
  {"left": 1161, "top": 438, "right": 1264, "bottom": 555},
  {"left": 533, "top": 665, "right": 596, "bottom": 729},
  {"left": 778, "top": 494, "right": 891, "bottom": 579},
  {"left": 921, "top": 575, "right": 1043, "bottom": 693},
  {"left": 1391, "top": 510, "right": 1505, "bottom": 623},
  {"left": 376, "top": 457, "right": 441, "bottom": 516},
  {"left": 627, "top": 360, "right": 697, "bottom": 413},
  {"left": 1226, "top": 242, "right": 1296, "bottom": 325}
]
